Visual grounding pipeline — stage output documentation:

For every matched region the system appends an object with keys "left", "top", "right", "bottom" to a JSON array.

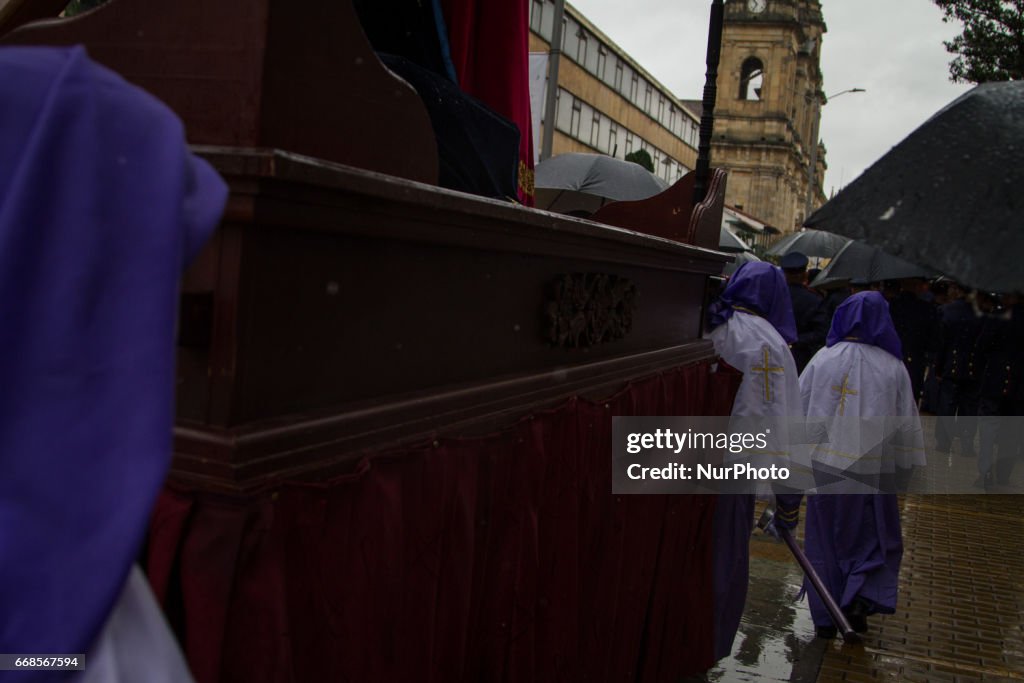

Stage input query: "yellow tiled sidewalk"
[{"left": 817, "top": 495, "right": 1024, "bottom": 683}]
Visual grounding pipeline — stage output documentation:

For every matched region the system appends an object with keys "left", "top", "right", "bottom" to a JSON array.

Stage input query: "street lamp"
[{"left": 804, "top": 87, "right": 865, "bottom": 224}]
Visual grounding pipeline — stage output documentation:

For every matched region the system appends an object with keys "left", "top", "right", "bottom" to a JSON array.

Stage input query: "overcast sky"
[{"left": 568, "top": 0, "right": 973, "bottom": 196}]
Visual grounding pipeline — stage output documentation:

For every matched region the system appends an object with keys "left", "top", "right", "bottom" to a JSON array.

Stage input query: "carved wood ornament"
[{"left": 544, "top": 273, "right": 638, "bottom": 349}]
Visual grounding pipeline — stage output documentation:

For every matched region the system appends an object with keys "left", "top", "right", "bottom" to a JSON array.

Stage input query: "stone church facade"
[{"left": 687, "top": 0, "right": 827, "bottom": 233}]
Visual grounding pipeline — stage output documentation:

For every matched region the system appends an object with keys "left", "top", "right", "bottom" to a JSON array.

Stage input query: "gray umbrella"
[
  {"left": 719, "top": 225, "right": 751, "bottom": 253},
  {"left": 805, "top": 81, "right": 1024, "bottom": 292},
  {"left": 767, "top": 228, "right": 849, "bottom": 258},
  {"left": 723, "top": 249, "right": 761, "bottom": 276},
  {"left": 535, "top": 153, "right": 669, "bottom": 214},
  {"left": 810, "top": 240, "right": 933, "bottom": 288}
]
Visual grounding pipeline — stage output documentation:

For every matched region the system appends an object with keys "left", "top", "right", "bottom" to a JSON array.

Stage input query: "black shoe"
[
  {"left": 816, "top": 625, "right": 838, "bottom": 639},
  {"left": 845, "top": 597, "right": 870, "bottom": 633},
  {"left": 845, "top": 614, "right": 868, "bottom": 633}
]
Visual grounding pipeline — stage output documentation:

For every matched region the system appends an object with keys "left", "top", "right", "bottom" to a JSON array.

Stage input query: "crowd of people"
[
  {"left": 779, "top": 251, "right": 1024, "bottom": 489},
  {"left": 704, "top": 250, "right": 1023, "bottom": 656}
]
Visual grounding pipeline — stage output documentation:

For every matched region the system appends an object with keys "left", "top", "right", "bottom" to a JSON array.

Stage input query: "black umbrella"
[
  {"left": 535, "top": 153, "right": 669, "bottom": 214},
  {"left": 805, "top": 81, "right": 1024, "bottom": 292},
  {"left": 810, "top": 240, "right": 933, "bottom": 289},
  {"left": 767, "top": 228, "right": 849, "bottom": 258}
]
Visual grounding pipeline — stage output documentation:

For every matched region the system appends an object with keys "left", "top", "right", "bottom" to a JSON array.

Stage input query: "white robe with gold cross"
[
  {"left": 799, "top": 341, "right": 926, "bottom": 477},
  {"left": 710, "top": 310, "right": 804, "bottom": 480}
]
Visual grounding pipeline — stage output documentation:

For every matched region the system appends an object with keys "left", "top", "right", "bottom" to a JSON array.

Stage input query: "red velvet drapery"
[
  {"left": 148, "top": 359, "right": 740, "bottom": 682},
  {"left": 440, "top": 0, "right": 535, "bottom": 205}
]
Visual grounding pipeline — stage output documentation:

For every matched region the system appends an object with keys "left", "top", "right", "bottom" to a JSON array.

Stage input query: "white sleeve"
[{"left": 85, "top": 566, "right": 195, "bottom": 683}]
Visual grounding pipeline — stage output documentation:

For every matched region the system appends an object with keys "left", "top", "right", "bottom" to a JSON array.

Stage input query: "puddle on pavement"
[{"left": 709, "top": 536, "right": 824, "bottom": 683}]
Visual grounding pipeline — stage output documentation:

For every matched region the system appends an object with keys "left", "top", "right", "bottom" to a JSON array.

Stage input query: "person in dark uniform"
[
  {"left": 780, "top": 252, "right": 828, "bottom": 373},
  {"left": 850, "top": 277, "right": 876, "bottom": 294},
  {"left": 973, "top": 293, "right": 1024, "bottom": 489},
  {"left": 888, "top": 278, "right": 940, "bottom": 405},
  {"left": 1000, "top": 293, "right": 1024, "bottom": 486},
  {"left": 934, "top": 286, "right": 982, "bottom": 456},
  {"left": 820, "top": 283, "right": 851, "bottom": 323},
  {"left": 807, "top": 267, "right": 822, "bottom": 290},
  {"left": 920, "top": 280, "right": 951, "bottom": 412}
]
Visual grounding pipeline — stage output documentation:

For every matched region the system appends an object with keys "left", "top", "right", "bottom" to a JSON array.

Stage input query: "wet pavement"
[{"left": 709, "top": 495, "right": 1024, "bottom": 682}]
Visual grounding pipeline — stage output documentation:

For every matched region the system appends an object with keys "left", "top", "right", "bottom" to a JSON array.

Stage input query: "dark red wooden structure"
[{"left": 2, "top": 1, "right": 739, "bottom": 680}]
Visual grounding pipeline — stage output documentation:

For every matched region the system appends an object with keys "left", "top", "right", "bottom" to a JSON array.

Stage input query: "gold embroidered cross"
[
  {"left": 831, "top": 373, "right": 858, "bottom": 416},
  {"left": 751, "top": 346, "right": 784, "bottom": 403}
]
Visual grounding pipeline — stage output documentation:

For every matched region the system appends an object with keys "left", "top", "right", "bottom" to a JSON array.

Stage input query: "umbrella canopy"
[
  {"left": 805, "top": 81, "right": 1024, "bottom": 292},
  {"left": 535, "top": 152, "right": 669, "bottom": 214},
  {"left": 719, "top": 225, "right": 752, "bottom": 253},
  {"left": 723, "top": 249, "right": 761, "bottom": 276},
  {"left": 767, "top": 228, "right": 849, "bottom": 258},
  {"left": 810, "top": 240, "right": 933, "bottom": 289}
]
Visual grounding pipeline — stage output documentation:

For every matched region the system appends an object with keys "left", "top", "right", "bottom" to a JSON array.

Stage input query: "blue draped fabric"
[
  {"left": 804, "top": 494, "right": 903, "bottom": 627},
  {"left": 708, "top": 261, "right": 798, "bottom": 344},
  {"left": 0, "top": 46, "right": 226, "bottom": 663},
  {"left": 826, "top": 290, "right": 903, "bottom": 359}
]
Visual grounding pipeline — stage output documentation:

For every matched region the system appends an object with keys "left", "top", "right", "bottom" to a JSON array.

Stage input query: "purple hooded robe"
[
  {"left": 0, "top": 45, "right": 226, "bottom": 679},
  {"left": 799, "top": 292, "right": 915, "bottom": 628}
]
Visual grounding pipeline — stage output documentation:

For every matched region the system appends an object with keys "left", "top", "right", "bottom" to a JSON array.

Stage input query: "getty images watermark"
[{"left": 612, "top": 416, "right": 1024, "bottom": 495}]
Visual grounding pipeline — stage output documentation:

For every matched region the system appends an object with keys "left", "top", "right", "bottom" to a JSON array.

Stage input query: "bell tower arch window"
[{"left": 739, "top": 57, "right": 764, "bottom": 100}]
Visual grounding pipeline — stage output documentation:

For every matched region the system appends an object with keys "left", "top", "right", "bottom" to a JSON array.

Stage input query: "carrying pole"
[
  {"left": 693, "top": 0, "right": 724, "bottom": 205},
  {"left": 757, "top": 508, "right": 861, "bottom": 643}
]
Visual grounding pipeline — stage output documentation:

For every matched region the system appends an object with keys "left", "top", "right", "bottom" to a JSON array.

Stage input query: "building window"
[
  {"left": 625, "top": 132, "right": 634, "bottom": 155},
  {"left": 555, "top": 89, "right": 572, "bottom": 132},
  {"left": 644, "top": 85, "right": 652, "bottom": 113},
  {"left": 609, "top": 124, "right": 619, "bottom": 156},
  {"left": 739, "top": 57, "right": 764, "bottom": 100},
  {"left": 597, "top": 46, "right": 607, "bottom": 80},
  {"left": 669, "top": 106, "right": 677, "bottom": 133},
  {"left": 614, "top": 62, "right": 624, "bottom": 91},
  {"left": 630, "top": 73, "right": 639, "bottom": 103},
  {"left": 576, "top": 31, "right": 588, "bottom": 64},
  {"left": 530, "top": 0, "right": 543, "bottom": 33},
  {"left": 570, "top": 99, "right": 582, "bottom": 137},
  {"left": 578, "top": 102, "right": 593, "bottom": 143},
  {"left": 590, "top": 112, "right": 601, "bottom": 147},
  {"left": 657, "top": 96, "right": 665, "bottom": 122}
]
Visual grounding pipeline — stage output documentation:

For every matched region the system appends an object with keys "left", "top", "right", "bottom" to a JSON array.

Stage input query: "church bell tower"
[{"left": 712, "top": 0, "right": 826, "bottom": 232}]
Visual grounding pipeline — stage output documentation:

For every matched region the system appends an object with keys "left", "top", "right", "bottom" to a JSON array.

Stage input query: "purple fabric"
[
  {"left": 711, "top": 494, "right": 754, "bottom": 661},
  {"left": 803, "top": 494, "right": 903, "bottom": 628},
  {"left": 0, "top": 45, "right": 226, "bottom": 668},
  {"left": 826, "top": 290, "right": 903, "bottom": 359},
  {"left": 708, "top": 261, "right": 798, "bottom": 344}
]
